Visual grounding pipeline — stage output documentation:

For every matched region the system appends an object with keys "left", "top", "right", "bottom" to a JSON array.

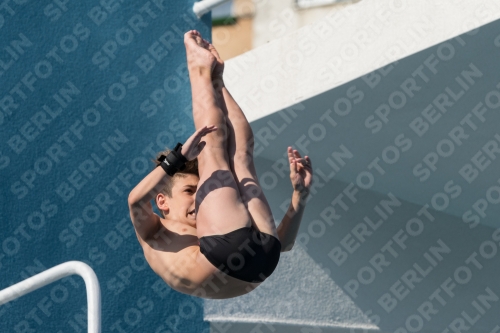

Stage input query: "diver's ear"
[{"left": 156, "top": 192, "right": 170, "bottom": 215}]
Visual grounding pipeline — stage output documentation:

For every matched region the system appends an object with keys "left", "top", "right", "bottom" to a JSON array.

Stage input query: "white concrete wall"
[
  {"left": 225, "top": 0, "right": 500, "bottom": 123},
  {"left": 209, "top": 1, "right": 500, "bottom": 332},
  {"left": 252, "top": 0, "right": 362, "bottom": 48}
]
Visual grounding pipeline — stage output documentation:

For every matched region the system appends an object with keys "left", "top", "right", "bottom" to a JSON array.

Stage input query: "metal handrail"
[
  {"left": 0, "top": 261, "right": 101, "bottom": 333},
  {"left": 193, "top": 0, "right": 232, "bottom": 18}
]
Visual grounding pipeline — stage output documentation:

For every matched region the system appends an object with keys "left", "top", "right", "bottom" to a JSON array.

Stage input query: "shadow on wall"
[{"left": 205, "top": 18, "right": 500, "bottom": 333}]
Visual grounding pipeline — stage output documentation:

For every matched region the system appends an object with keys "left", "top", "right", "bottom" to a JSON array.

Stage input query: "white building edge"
[{"left": 207, "top": 1, "right": 500, "bottom": 332}]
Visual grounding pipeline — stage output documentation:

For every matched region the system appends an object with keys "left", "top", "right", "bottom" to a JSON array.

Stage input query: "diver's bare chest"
[
  {"left": 140, "top": 221, "right": 200, "bottom": 280},
  {"left": 145, "top": 220, "right": 199, "bottom": 250}
]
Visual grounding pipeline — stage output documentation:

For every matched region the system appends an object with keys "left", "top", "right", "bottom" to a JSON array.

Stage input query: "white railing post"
[
  {"left": 0, "top": 261, "right": 101, "bottom": 333},
  {"left": 193, "top": 0, "right": 232, "bottom": 18}
]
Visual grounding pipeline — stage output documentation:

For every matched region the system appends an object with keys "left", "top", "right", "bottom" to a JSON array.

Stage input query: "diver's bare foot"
[
  {"left": 205, "top": 39, "right": 224, "bottom": 81},
  {"left": 184, "top": 30, "right": 216, "bottom": 75}
]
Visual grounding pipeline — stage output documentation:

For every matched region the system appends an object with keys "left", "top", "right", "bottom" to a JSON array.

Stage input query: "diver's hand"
[
  {"left": 288, "top": 147, "right": 313, "bottom": 195},
  {"left": 181, "top": 125, "right": 218, "bottom": 161}
]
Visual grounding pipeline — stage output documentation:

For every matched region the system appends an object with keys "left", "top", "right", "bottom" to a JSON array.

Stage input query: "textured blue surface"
[{"left": 0, "top": 1, "right": 211, "bottom": 332}]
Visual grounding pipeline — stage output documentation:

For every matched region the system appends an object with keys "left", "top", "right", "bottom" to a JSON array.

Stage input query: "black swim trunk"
[{"left": 198, "top": 226, "right": 281, "bottom": 283}]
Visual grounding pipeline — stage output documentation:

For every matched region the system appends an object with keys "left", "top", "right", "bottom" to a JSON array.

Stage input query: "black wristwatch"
[{"left": 157, "top": 142, "right": 188, "bottom": 176}]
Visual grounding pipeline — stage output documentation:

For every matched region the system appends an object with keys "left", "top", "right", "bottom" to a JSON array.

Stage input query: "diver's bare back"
[{"left": 136, "top": 215, "right": 262, "bottom": 299}]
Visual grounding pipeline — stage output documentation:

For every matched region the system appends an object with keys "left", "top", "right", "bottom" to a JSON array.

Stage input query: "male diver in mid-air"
[{"left": 128, "top": 30, "right": 313, "bottom": 299}]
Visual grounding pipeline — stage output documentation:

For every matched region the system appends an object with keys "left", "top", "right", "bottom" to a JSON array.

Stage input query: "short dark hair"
[{"left": 151, "top": 149, "right": 199, "bottom": 217}]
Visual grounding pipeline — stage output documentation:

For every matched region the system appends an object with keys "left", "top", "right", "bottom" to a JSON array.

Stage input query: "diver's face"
[{"left": 169, "top": 174, "right": 199, "bottom": 225}]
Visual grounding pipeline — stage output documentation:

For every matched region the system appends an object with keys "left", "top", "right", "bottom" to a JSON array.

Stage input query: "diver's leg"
[
  {"left": 209, "top": 43, "right": 278, "bottom": 239},
  {"left": 184, "top": 30, "right": 251, "bottom": 237}
]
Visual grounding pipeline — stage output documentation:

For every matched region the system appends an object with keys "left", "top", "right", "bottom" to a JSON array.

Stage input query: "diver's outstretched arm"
[
  {"left": 277, "top": 191, "right": 309, "bottom": 252},
  {"left": 276, "top": 147, "right": 313, "bottom": 252}
]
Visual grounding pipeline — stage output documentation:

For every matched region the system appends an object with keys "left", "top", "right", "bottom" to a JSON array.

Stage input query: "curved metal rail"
[{"left": 0, "top": 261, "right": 101, "bottom": 333}]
